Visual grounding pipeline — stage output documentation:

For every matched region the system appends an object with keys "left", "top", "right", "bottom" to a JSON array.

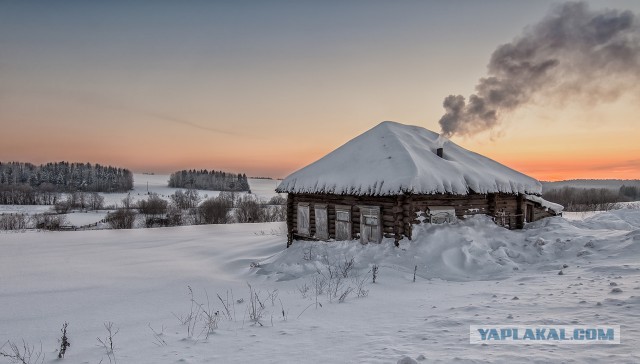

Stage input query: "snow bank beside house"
[
  {"left": 259, "top": 209, "right": 640, "bottom": 282},
  {"left": 277, "top": 121, "right": 542, "bottom": 196}
]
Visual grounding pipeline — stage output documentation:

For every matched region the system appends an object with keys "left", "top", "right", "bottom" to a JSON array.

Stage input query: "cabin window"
[
  {"left": 314, "top": 204, "right": 328, "bottom": 240},
  {"left": 427, "top": 206, "right": 456, "bottom": 224},
  {"left": 297, "top": 203, "right": 310, "bottom": 236},
  {"left": 335, "top": 205, "right": 351, "bottom": 241},
  {"left": 359, "top": 205, "right": 381, "bottom": 243}
]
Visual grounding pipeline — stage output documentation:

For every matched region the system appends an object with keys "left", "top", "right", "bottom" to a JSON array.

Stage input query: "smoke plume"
[{"left": 439, "top": 1, "right": 640, "bottom": 137}]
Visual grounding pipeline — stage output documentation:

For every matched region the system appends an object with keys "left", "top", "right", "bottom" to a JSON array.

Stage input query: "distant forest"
[
  {"left": 0, "top": 162, "right": 133, "bottom": 205},
  {"left": 543, "top": 185, "right": 640, "bottom": 212},
  {"left": 168, "top": 169, "right": 250, "bottom": 192}
]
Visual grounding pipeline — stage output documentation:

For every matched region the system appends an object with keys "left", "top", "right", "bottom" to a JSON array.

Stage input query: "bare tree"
[
  {"left": 121, "top": 194, "right": 133, "bottom": 210},
  {"left": 88, "top": 192, "right": 104, "bottom": 210},
  {"left": 235, "top": 195, "right": 264, "bottom": 223}
]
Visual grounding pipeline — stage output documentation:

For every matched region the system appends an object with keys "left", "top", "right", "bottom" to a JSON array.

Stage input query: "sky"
[{"left": 1, "top": 0, "right": 639, "bottom": 181}]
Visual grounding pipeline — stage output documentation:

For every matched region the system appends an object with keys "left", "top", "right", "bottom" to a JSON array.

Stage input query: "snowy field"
[
  {"left": 0, "top": 174, "right": 283, "bottom": 228},
  {"left": 102, "top": 174, "right": 282, "bottom": 207},
  {"left": 1, "top": 208, "right": 640, "bottom": 363}
]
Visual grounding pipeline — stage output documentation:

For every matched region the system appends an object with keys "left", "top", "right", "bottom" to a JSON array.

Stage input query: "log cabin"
[{"left": 276, "top": 121, "right": 562, "bottom": 247}]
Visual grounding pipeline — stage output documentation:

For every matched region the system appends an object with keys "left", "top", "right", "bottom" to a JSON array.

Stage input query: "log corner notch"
[
  {"left": 286, "top": 193, "right": 294, "bottom": 248},
  {"left": 392, "top": 195, "right": 404, "bottom": 247},
  {"left": 392, "top": 193, "right": 413, "bottom": 247},
  {"left": 516, "top": 193, "right": 525, "bottom": 229}
]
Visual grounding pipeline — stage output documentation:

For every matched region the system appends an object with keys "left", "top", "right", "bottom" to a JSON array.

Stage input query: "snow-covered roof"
[
  {"left": 525, "top": 195, "right": 564, "bottom": 214},
  {"left": 277, "top": 121, "right": 543, "bottom": 196}
]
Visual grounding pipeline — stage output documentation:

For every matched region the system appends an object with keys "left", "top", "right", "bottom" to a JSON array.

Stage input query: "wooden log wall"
[
  {"left": 491, "top": 193, "right": 519, "bottom": 229},
  {"left": 285, "top": 192, "right": 558, "bottom": 245},
  {"left": 531, "top": 204, "right": 556, "bottom": 220},
  {"left": 412, "top": 194, "right": 491, "bottom": 221},
  {"left": 289, "top": 193, "right": 397, "bottom": 242}
]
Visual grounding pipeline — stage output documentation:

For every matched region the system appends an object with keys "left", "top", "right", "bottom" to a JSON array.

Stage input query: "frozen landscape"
[
  {"left": 0, "top": 174, "right": 282, "bottom": 228},
  {"left": 2, "top": 204, "right": 639, "bottom": 363},
  {"left": 2, "top": 1, "right": 640, "bottom": 363}
]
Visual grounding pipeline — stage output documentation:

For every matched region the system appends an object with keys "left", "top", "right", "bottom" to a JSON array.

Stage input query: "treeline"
[
  {"left": 619, "top": 185, "right": 640, "bottom": 201},
  {"left": 0, "top": 162, "right": 133, "bottom": 204},
  {"left": 543, "top": 186, "right": 631, "bottom": 212},
  {"left": 168, "top": 169, "right": 250, "bottom": 192}
]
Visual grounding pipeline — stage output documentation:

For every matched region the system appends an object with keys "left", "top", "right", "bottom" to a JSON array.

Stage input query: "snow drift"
[{"left": 258, "top": 209, "right": 640, "bottom": 282}]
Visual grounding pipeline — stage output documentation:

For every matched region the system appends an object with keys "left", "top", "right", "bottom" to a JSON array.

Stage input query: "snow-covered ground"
[
  {"left": 101, "top": 174, "right": 282, "bottom": 207},
  {"left": 0, "top": 174, "right": 283, "bottom": 228},
  {"left": 1, "top": 208, "right": 639, "bottom": 363}
]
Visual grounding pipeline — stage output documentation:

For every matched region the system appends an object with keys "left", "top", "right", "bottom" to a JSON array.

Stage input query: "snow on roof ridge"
[{"left": 277, "top": 121, "right": 542, "bottom": 196}]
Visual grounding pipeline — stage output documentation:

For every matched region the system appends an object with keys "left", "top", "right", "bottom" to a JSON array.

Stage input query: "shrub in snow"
[
  {"left": 372, "top": 264, "right": 379, "bottom": 283},
  {"left": 148, "top": 324, "right": 167, "bottom": 347},
  {"left": 105, "top": 208, "right": 136, "bottom": 229},
  {"left": 97, "top": 322, "right": 118, "bottom": 364},
  {"left": 197, "top": 197, "right": 231, "bottom": 224},
  {"left": 57, "top": 322, "right": 70, "bottom": 359},
  {"left": 174, "top": 286, "right": 199, "bottom": 338},
  {"left": 173, "top": 286, "right": 230, "bottom": 339},
  {"left": 170, "top": 189, "right": 201, "bottom": 210},
  {"left": 217, "top": 191, "right": 237, "bottom": 208},
  {"left": 352, "top": 273, "right": 369, "bottom": 298},
  {"left": 262, "top": 204, "right": 286, "bottom": 222},
  {"left": 0, "top": 339, "right": 44, "bottom": 364},
  {"left": 267, "top": 195, "right": 286, "bottom": 205},
  {"left": 32, "top": 213, "right": 67, "bottom": 231},
  {"left": 165, "top": 204, "right": 184, "bottom": 226},
  {"left": 0, "top": 213, "right": 28, "bottom": 231},
  {"left": 53, "top": 200, "right": 71, "bottom": 214},
  {"left": 137, "top": 194, "right": 168, "bottom": 218},
  {"left": 235, "top": 195, "right": 264, "bottom": 223},
  {"left": 247, "top": 283, "right": 266, "bottom": 326}
]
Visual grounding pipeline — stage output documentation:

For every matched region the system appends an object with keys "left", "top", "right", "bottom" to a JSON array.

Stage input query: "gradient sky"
[{"left": 1, "top": 0, "right": 639, "bottom": 180}]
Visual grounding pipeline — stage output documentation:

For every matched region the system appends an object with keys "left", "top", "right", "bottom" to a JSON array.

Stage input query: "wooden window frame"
[
  {"left": 297, "top": 203, "right": 310, "bottom": 236},
  {"left": 427, "top": 206, "right": 456, "bottom": 224}
]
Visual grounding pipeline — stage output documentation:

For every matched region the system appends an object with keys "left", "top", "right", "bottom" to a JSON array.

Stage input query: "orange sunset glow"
[{"left": 1, "top": 1, "right": 639, "bottom": 181}]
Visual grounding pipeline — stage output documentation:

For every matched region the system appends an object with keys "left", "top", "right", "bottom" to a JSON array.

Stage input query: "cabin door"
[
  {"left": 335, "top": 206, "right": 351, "bottom": 241},
  {"left": 314, "top": 205, "right": 328, "bottom": 240},
  {"left": 359, "top": 206, "right": 381, "bottom": 244}
]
